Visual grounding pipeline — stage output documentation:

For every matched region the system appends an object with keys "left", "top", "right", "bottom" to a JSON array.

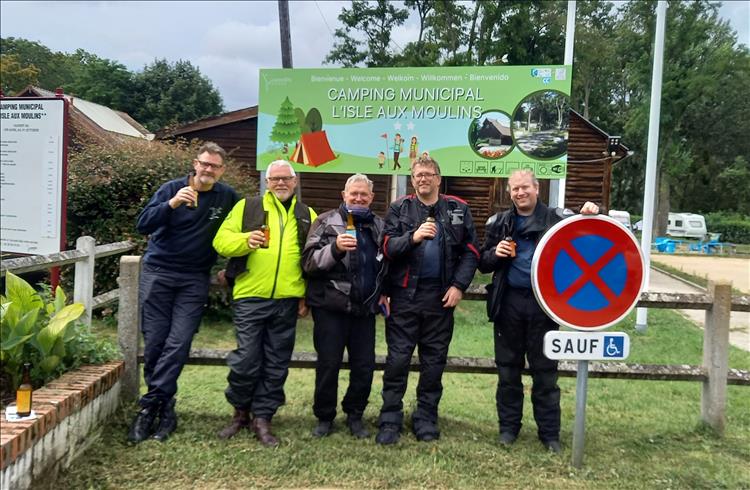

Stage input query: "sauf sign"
[{"left": 544, "top": 331, "right": 630, "bottom": 360}]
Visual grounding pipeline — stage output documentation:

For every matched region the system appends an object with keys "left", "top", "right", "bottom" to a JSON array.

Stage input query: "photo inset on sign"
[
  {"left": 512, "top": 90, "right": 570, "bottom": 159},
  {"left": 468, "top": 110, "right": 513, "bottom": 159}
]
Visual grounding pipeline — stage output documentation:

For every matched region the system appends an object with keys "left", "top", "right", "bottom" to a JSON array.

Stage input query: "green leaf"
[
  {"left": 54, "top": 286, "right": 66, "bottom": 313},
  {"left": 39, "top": 355, "right": 60, "bottom": 374},
  {"left": 0, "top": 333, "right": 34, "bottom": 350},
  {"left": 36, "top": 303, "right": 84, "bottom": 354}
]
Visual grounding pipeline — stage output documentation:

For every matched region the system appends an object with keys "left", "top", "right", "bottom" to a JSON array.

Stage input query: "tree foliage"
[
  {"left": 0, "top": 38, "right": 224, "bottom": 132},
  {"left": 326, "top": 0, "right": 750, "bottom": 226}
]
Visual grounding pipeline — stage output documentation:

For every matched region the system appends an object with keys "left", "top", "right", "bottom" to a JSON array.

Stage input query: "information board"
[
  {"left": 257, "top": 66, "right": 571, "bottom": 178},
  {"left": 1, "top": 98, "right": 67, "bottom": 255}
]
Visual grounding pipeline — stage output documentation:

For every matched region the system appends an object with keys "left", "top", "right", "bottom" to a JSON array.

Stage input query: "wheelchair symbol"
[{"left": 603, "top": 336, "right": 623, "bottom": 357}]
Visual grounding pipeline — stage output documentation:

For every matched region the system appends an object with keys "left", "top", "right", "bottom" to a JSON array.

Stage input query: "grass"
[{"left": 69, "top": 302, "right": 750, "bottom": 489}]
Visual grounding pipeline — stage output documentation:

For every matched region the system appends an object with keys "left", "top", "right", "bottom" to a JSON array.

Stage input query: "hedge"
[{"left": 705, "top": 212, "right": 750, "bottom": 244}]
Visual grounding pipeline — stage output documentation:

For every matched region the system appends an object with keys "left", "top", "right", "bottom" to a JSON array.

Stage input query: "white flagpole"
[
  {"left": 550, "top": 0, "right": 576, "bottom": 209},
  {"left": 635, "top": 1, "right": 668, "bottom": 333}
]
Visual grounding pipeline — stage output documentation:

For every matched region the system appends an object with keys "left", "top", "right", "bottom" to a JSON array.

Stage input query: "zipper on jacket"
[{"left": 269, "top": 198, "right": 287, "bottom": 298}]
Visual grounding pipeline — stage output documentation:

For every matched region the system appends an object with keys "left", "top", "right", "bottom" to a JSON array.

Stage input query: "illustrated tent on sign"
[{"left": 291, "top": 131, "right": 336, "bottom": 167}]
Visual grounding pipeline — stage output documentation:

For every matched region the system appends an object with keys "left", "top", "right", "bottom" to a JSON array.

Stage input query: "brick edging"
[{"left": 0, "top": 361, "right": 124, "bottom": 471}]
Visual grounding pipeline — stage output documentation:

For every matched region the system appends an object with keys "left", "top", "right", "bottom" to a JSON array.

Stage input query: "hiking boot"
[
  {"left": 375, "top": 423, "right": 401, "bottom": 445},
  {"left": 543, "top": 439, "right": 562, "bottom": 453},
  {"left": 152, "top": 399, "right": 178, "bottom": 442},
  {"left": 127, "top": 405, "right": 158, "bottom": 443},
  {"left": 312, "top": 420, "right": 333, "bottom": 438},
  {"left": 252, "top": 417, "right": 279, "bottom": 447},
  {"left": 218, "top": 408, "right": 251, "bottom": 440},
  {"left": 499, "top": 432, "right": 517, "bottom": 446},
  {"left": 346, "top": 417, "right": 370, "bottom": 439},
  {"left": 414, "top": 424, "right": 440, "bottom": 442}
]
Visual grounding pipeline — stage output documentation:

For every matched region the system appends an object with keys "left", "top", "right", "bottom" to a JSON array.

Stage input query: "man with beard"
[
  {"left": 214, "top": 160, "right": 316, "bottom": 446},
  {"left": 129, "top": 142, "right": 238, "bottom": 443}
]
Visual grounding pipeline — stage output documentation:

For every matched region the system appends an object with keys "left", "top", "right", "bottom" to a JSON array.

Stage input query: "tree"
[
  {"left": 130, "top": 59, "right": 223, "bottom": 131},
  {"left": 67, "top": 50, "right": 134, "bottom": 110},
  {"left": 0, "top": 53, "right": 39, "bottom": 94},
  {"left": 325, "top": 0, "right": 409, "bottom": 67},
  {"left": 270, "top": 97, "right": 301, "bottom": 153},
  {"left": 1, "top": 37, "right": 77, "bottom": 93}
]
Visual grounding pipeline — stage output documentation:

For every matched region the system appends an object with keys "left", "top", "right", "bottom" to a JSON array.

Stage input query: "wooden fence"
[{"left": 2, "top": 241, "right": 749, "bottom": 436}]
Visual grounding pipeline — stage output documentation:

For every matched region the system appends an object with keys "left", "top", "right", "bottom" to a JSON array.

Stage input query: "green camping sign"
[{"left": 257, "top": 66, "right": 571, "bottom": 178}]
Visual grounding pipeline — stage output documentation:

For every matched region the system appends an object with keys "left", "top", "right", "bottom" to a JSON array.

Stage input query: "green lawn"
[{"left": 70, "top": 303, "right": 750, "bottom": 489}]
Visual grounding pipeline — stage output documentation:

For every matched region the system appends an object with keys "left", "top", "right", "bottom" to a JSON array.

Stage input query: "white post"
[
  {"left": 73, "top": 236, "right": 96, "bottom": 326},
  {"left": 549, "top": 0, "right": 576, "bottom": 209},
  {"left": 635, "top": 0, "right": 668, "bottom": 333}
]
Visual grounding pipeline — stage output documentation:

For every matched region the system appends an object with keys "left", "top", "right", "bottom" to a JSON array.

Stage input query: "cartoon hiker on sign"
[{"left": 392, "top": 133, "right": 403, "bottom": 170}]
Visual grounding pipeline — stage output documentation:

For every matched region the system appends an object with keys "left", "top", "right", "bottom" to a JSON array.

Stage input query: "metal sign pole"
[{"left": 572, "top": 359, "right": 589, "bottom": 468}]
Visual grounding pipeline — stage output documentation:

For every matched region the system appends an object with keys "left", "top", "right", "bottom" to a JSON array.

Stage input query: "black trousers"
[
  {"left": 312, "top": 308, "right": 376, "bottom": 421},
  {"left": 139, "top": 264, "right": 209, "bottom": 409},
  {"left": 225, "top": 298, "right": 298, "bottom": 420},
  {"left": 379, "top": 281, "right": 454, "bottom": 431},
  {"left": 494, "top": 287, "right": 560, "bottom": 442}
]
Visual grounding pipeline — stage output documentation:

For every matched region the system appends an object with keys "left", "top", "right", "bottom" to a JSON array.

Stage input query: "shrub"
[
  {"left": 0, "top": 273, "right": 118, "bottom": 398},
  {"left": 705, "top": 212, "right": 750, "bottom": 243}
]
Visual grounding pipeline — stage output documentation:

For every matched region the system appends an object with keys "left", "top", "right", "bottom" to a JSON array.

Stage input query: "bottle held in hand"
[
  {"left": 424, "top": 205, "right": 437, "bottom": 240},
  {"left": 186, "top": 175, "right": 198, "bottom": 210},
  {"left": 346, "top": 210, "right": 357, "bottom": 238},
  {"left": 260, "top": 211, "right": 270, "bottom": 248},
  {"left": 505, "top": 236, "right": 517, "bottom": 258}
]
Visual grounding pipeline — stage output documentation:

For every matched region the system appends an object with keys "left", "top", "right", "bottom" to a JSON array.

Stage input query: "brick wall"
[{"left": 1, "top": 362, "right": 123, "bottom": 489}]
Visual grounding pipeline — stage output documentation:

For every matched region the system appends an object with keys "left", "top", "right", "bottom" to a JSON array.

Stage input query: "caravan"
[
  {"left": 667, "top": 213, "right": 707, "bottom": 239},
  {"left": 608, "top": 210, "right": 632, "bottom": 231}
]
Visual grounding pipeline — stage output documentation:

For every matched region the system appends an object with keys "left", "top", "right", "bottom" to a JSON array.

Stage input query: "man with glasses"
[
  {"left": 376, "top": 157, "right": 479, "bottom": 445},
  {"left": 128, "top": 142, "right": 238, "bottom": 443},
  {"left": 214, "top": 160, "right": 316, "bottom": 446}
]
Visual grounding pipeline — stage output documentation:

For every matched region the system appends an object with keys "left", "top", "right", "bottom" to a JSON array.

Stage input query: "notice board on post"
[
  {"left": 257, "top": 65, "right": 571, "bottom": 178},
  {"left": 1, "top": 97, "right": 68, "bottom": 255}
]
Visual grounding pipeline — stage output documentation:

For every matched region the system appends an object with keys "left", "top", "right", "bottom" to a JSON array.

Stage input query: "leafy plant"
[{"left": 0, "top": 272, "right": 114, "bottom": 392}]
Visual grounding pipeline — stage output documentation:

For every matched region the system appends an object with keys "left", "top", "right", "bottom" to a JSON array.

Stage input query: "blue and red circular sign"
[{"left": 532, "top": 215, "right": 645, "bottom": 331}]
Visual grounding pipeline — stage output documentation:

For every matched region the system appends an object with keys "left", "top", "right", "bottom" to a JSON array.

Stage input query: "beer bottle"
[
  {"left": 260, "top": 211, "right": 270, "bottom": 248},
  {"left": 424, "top": 205, "right": 437, "bottom": 240},
  {"left": 186, "top": 175, "right": 198, "bottom": 210},
  {"left": 16, "top": 363, "right": 32, "bottom": 418},
  {"left": 346, "top": 210, "right": 357, "bottom": 238},
  {"left": 504, "top": 236, "right": 517, "bottom": 258}
]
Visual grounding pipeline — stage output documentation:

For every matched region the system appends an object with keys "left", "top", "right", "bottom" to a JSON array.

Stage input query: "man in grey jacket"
[{"left": 302, "top": 174, "right": 388, "bottom": 438}]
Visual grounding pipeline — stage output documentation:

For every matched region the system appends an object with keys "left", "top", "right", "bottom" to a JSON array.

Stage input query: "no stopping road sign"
[{"left": 532, "top": 215, "right": 645, "bottom": 331}]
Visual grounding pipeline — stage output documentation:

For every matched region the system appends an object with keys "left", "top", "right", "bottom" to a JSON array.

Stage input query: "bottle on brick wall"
[{"left": 16, "top": 363, "right": 32, "bottom": 417}]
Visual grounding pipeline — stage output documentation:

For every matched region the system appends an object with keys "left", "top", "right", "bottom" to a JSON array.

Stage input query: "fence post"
[
  {"left": 73, "top": 236, "right": 96, "bottom": 326},
  {"left": 117, "top": 255, "right": 141, "bottom": 403},
  {"left": 701, "top": 280, "right": 731, "bottom": 434}
]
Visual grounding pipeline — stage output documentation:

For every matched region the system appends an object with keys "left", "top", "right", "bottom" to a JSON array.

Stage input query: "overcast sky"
[{"left": 1, "top": 1, "right": 747, "bottom": 112}]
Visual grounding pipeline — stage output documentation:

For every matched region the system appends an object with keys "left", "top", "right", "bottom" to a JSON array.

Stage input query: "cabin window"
[{"left": 675, "top": 220, "right": 683, "bottom": 227}]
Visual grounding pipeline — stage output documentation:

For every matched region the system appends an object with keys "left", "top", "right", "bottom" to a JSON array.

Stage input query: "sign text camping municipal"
[{"left": 257, "top": 66, "right": 572, "bottom": 178}]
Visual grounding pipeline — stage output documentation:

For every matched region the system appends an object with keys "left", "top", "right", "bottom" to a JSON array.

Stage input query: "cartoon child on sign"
[
  {"left": 392, "top": 133, "right": 403, "bottom": 170},
  {"left": 378, "top": 151, "right": 386, "bottom": 169},
  {"left": 409, "top": 136, "right": 418, "bottom": 165}
]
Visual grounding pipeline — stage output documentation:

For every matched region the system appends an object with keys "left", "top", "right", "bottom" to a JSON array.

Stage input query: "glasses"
[
  {"left": 195, "top": 160, "right": 224, "bottom": 170},
  {"left": 267, "top": 176, "right": 295, "bottom": 183},
  {"left": 412, "top": 172, "right": 437, "bottom": 180}
]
